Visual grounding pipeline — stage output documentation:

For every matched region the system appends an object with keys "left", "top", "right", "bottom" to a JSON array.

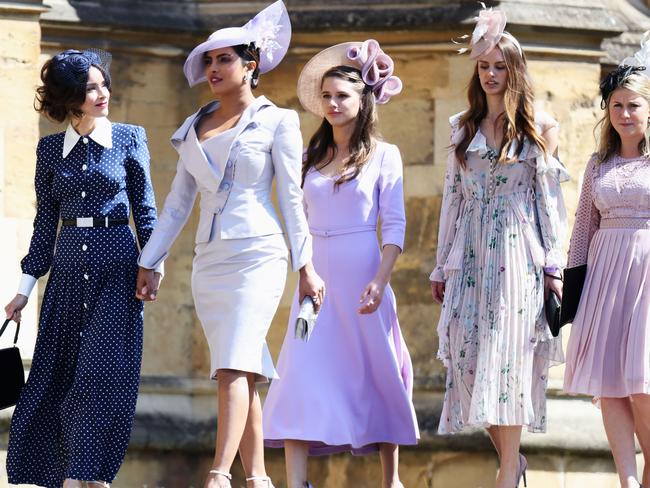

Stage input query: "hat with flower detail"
[
  {"left": 183, "top": 0, "right": 291, "bottom": 87},
  {"left": 297, "top": 39, "right": 403, "bottom": 118},
  {"left": 50, "top": 48, "right": 112, "bottom": 89}
]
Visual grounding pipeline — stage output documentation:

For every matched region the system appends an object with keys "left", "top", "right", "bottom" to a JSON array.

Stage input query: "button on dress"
[
  {"left": 431, "top": 112, "right": 568, "bottom": 434},
  {"left": 7, "top": 123, "right": 158, "bottom": 487}
]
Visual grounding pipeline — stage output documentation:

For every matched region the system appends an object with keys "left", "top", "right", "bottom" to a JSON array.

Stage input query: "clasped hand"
[{"left": 136, "top": 267, "right": 163, "bottom": 301}]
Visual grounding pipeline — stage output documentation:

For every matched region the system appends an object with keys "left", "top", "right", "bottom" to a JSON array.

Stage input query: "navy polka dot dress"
[{"left": 6, "top": 123, "right": 158, "bottom": 487}]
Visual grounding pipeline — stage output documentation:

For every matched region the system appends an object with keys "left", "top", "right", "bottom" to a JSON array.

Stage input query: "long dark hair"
[
  {"left": 454, "top": 35, "right": 547, "bottom": 167},
  {"left": 303, "top": 66, "right": 378, "bottom": 188}
]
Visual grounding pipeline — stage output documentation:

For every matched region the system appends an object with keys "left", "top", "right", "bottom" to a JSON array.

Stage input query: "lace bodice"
[{"left": 567, "top": 154, "right": 650, "bottom": 267}]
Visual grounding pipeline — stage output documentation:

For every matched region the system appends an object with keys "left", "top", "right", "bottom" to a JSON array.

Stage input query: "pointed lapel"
[{"left": 171, "top": 96, "right": 275, "bottom": 189}]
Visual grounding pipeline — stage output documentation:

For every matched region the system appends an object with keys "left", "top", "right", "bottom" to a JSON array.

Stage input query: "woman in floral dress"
[{"left": 429, "top": 6, "right": 567, "bottom": 488}]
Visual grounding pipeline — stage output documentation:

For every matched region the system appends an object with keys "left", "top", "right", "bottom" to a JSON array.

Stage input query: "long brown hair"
[
  {"left": 454, "top": 34, "right": 547, "bottom": 167},
  {"left": 302, "top": 66, "right": 378, "bottom": 188},
  {"left": 595, "top": 71, "right": 650, "bottom": 163}
]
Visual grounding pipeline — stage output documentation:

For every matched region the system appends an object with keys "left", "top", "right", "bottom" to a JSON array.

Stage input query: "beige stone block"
[
  {"left": 395, "top": 52, "right": 448, "bottom": 99},
  {"left": 378, "top": 97, "right": 434, "bottom": 165},
  {"left": 429, "top": 452, "right": 498, "bottom": 488},
  {"left": 529, "top": 61, "right": 600, "bottom": 104},
  {"left": 403, "top": 195, "right": 441, "bottom": 254},
  {"left": 404, "top": 164, "right": 445, "bottom": 198},
  {"left": 433, "top": 96, "right": 466, "bottom": 170},
  {"left": 397, "top": 303, "right": 443, "bottom": 379}
]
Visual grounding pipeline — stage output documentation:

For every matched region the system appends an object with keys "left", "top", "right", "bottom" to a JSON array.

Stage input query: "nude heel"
[{"left": 246, "top": 475, "right": 275, "bottom": 487}]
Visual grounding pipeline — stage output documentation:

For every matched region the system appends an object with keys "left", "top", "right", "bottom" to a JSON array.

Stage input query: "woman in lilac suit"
[
  {"left": 263, "top": 40, "right": 419, "bottom": 488},
  {"left": 136, "top": 2, "right": 323, "bottom": 488}
]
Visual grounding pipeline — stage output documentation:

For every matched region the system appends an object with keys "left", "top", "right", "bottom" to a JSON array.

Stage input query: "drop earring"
[{"left": 243, "top": 71, "right": 252, "bottom": 82}]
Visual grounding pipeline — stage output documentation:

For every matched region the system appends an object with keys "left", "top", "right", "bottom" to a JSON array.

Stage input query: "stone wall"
[{"left": 1, "top": 1, "right": 648, "bottom": 487}]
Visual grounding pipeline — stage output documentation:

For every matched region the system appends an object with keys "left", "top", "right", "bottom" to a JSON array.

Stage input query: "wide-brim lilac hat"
[
  {"left": 297, "top": 40, "right": 402, "bottom": 118},
  {"left": 183, "top": 0, "right": 291, "bottom": 87}
]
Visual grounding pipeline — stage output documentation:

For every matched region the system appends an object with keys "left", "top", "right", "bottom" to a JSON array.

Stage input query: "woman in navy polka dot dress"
[{"left": 3, "top": 49, "right": 161, "bottom": 488}]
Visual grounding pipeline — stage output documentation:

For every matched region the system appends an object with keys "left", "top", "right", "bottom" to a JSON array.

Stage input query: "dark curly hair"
[
  {"left": 233, "top": 43, "right": 261, "bottom": 89},
  {"left": 35, "top": 52, "right": 111, "bottom": 122}
]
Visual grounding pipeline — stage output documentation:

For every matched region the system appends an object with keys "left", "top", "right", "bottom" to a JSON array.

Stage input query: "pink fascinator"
[
  {"left": 456, "top": 2, "right": 522, "bottom": 59},
  {"left": 183, "top": 0, "right": 291, "bottom": 87},
  {"left": 346, "top": 40, "right": 403, "bottom": 104},
  {"left": 297, "top": 39, "right": 402, "bottom": 117}
]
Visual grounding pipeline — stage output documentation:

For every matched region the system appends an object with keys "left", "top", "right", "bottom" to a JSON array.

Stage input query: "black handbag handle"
[{"left": 0, "top": 319, "right": 20, "bottom": 346}]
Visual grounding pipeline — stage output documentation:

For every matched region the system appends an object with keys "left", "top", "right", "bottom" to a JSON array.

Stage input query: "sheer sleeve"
[
  {"left": 534, "top": 153, "right": 569, "bottom": 269},
  {"left": 429, "top": 118, "right": 464, "bottom": 282},
  {"left": 567, "top": 155, "right": 601, "bottom": 267}
]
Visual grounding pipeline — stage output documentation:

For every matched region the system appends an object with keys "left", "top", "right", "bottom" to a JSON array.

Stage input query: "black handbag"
[
  {"left": 559, "top": 264, "right": 588, "bottom": 326},
  {"left": 545, "top": 264, "right": 588, "bottom": 337},
  {"left": 0, "top": 319, "right": 25, "bottom": 409},
  {"left": 545, "top": 291, "right": 562, "bottom": 337}
]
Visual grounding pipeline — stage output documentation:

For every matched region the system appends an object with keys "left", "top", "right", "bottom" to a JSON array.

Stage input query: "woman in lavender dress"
[
  {"left": 263, "top": 40, "right": 418, "bottom": 488},
  {"left": 564, "top": 45, "right": 650, "bottom": 488}
]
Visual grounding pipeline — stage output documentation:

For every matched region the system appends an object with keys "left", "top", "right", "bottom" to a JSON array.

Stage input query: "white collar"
[{"left": 63, "top": 117, "right": 113, "bottom": 158}]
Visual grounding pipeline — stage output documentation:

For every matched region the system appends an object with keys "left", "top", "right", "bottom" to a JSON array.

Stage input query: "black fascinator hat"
[
  {"left": 50, "top": 48, "right": 113, "bottom": 89},
  {"left": 35, "top": 48, "right": 113, "bottom": 122},
  {"left": 600, "top": 65, "right": 647, "bottom": 109}
]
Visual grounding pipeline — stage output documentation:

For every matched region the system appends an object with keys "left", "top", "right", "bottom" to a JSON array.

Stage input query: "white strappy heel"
[
  {"left": 246, "top": 475, "right": 275, "bottom": 487},
  {"left": 208, "top": 470, "right": 232, "bottom": 487}
]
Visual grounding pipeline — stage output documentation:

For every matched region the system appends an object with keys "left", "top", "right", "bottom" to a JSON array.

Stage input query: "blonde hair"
[
  {"left": 596, "top": 72, "right": 650, "bottom": 163},
  {"left": 455, "top": 34, "right": 547, "bottom": 167}
]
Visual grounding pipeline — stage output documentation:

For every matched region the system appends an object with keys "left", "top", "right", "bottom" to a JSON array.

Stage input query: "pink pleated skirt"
[{"left": 564, "top": 227, "right": 650, "bottom": 397}]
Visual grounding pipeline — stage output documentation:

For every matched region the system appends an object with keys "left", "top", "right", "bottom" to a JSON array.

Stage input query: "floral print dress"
[{"left": 430, "top": 111, "right": 568, "bottom": 434}]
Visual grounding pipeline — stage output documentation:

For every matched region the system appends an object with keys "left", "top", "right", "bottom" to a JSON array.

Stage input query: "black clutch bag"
[
  {"left": 545, "top": 292, "right": 562, "bottom": 337},
  {"left": 559, "top": 264, "right": 587, "bottom": 326},
  {"left": 0, "top": 319, "right": 25, "bottom": 409}
]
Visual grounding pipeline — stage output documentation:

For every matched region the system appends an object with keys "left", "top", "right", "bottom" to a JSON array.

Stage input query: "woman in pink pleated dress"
[
  {"left": 263, "top": 40, "right": 419, "bottom": 488},
  {"left": 564, "top": 39, "right": 650, "bottom": 488}
]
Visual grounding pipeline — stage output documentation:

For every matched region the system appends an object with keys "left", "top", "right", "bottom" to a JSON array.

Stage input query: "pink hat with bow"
[
  {"left": 297, "top": 39, "right": 403, "bottom": 117},
  {"left": 456, "top": 2, "right": 522, "bottom": 59},
  {"left": 183, "top": 0, "right": 291, "bottom": 87}
]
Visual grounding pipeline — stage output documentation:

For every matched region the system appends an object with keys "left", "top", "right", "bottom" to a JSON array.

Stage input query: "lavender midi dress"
[
  {"left": 263, "top": 141, "right": 419, "bottom": 455},
  {"left": 564, "top": 155, "right": 650, "bottom": 397}
]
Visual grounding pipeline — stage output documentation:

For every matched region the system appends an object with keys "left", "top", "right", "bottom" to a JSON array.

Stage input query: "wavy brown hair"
[
  {"left": 595, "top": 71, "right": 650, "bottom": 163},
  {"left": 303, "top": 66, "right": 378, "bottom": 188},
  {"left": 35, "top": 59, "right": 111, "bottom": 123},
  {"left": 454, "top": 34, "right": 547, "bottom": 167}
]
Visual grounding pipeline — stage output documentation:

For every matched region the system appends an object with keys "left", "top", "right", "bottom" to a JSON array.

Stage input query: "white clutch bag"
[{"left": 294, "top": 296, "right": 319, "bottom": 341}]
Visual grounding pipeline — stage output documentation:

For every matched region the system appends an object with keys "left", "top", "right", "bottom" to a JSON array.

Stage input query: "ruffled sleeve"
[
  {"left": 567, "top": 155, "right": 600, "bottom": 267},
  {"left": 378, "top": 143, "right": 406, "bottom": 251},
  {"left": 534, "top": 152, "right": 569, "bottom": 269},
  {"left": 429, "top": 113, "right": 465, "bottom": 282},
  {"left": 525, "top": 113, "right": 569, "bottom": 270}
]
